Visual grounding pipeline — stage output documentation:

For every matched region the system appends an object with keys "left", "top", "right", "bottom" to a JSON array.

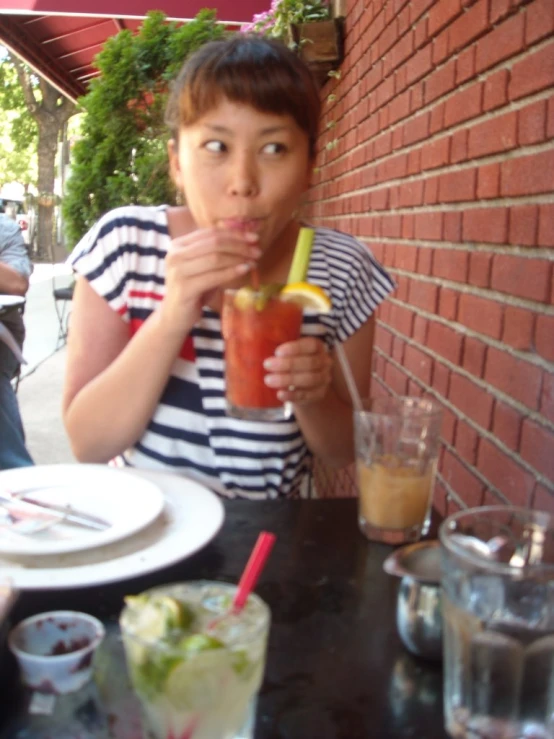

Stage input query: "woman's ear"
[{"left": 167, "top": 138, "right": 182, "bottom": 190}]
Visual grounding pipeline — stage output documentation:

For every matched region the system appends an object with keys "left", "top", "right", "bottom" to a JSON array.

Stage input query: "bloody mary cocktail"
[{"left": 222, "top": 288, "right": 303, "bottom": 421}]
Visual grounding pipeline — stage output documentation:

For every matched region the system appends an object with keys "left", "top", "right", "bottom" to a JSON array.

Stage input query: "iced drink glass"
[
  {"left": 440, "top": 506, "right": 554, "bottom": 738},
  {"left": 120, "top": 581, "right": 270, "bottom": 739},
  {"left": 354, "top": 397, "right": 442, "bottom": 544},
  {"left": 222, "top": 289, "right": 303, "bottom": 421}
]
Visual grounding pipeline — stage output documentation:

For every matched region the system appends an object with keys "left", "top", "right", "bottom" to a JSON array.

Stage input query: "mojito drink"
[
  {"left": 120, "top": 581, "right": 270, "bottom": 739},
  {"left": 222, "top": 287, "right": 303, "bottom": 421}
]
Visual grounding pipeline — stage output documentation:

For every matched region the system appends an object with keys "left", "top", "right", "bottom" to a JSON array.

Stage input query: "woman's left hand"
[{"left": 263, "top": 337, "right": 333, "bottom": 406}]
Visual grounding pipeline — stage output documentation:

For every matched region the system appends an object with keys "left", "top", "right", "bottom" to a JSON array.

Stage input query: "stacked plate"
[{"left": 0, "top": 465, "right": 225, "bottom": 590}]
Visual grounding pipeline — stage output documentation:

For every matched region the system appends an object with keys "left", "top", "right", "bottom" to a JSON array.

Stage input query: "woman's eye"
[
  {"left": 262, "top": 142, "right": 286, "bottom": 155},
  {"left": 204, "top": 140, "right": 226, "bottom": 153}
]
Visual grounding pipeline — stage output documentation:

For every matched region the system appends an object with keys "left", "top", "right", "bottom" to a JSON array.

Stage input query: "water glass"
[
  {"left": 439, "top": 506, "right": 554, "bottom": 738},
  {"left": 354, "top": 396, "right": 442, "bottom": 544}
]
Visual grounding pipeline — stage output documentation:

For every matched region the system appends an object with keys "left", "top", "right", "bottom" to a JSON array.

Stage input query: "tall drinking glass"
[
  {"left": 222, "top": 289, "right": 303, "bottom": 421},
  {"left": 120, "top": 581, "right": 271, "bottom": 739},
  {"left": 440, "top": 506, "right": 554, "bottom": 739},
  {"left": 354, "top": 396, "right": 442, "bottom": 545}
]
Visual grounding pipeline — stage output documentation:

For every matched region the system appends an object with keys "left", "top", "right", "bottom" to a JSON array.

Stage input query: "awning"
[{"left": 0, "top": 0, "right": 266, "bottom": 101}]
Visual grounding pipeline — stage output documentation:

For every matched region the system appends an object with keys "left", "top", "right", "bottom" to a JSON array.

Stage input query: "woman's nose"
[{"left": 228, "top": 153, "right": 259, "bottom": 197}]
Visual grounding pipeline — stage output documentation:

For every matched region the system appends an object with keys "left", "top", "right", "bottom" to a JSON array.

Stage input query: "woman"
[{"left": 63, "top": 35, "right": 394, "bottom": 499}]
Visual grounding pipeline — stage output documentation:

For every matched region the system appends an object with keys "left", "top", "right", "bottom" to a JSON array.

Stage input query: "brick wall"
[{"left": 306, "top": 0, "right": 554, "bottom": 513}]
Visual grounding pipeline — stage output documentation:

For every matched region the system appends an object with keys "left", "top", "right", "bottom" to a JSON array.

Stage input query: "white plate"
[
  {"left": 0, "top": 295, "right": 25, "bottom": 308},
  {"left": 0, "top": 469, "right": 225, "bottom": 590},
  {"left": 0, "top": 465, "right": 165, "bottom": 556}
]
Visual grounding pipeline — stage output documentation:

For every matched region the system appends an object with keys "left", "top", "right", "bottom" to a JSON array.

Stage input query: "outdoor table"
[{"left": 0, "top": 496, "right": 447, "bottom": 738}]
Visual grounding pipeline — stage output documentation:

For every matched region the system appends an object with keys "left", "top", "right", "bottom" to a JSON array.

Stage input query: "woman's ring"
[{"left": 288, "top": 384, "right": 296, "bottom": 392}]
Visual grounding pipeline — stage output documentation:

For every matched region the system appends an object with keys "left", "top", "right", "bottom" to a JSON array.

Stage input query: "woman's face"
[{"left": 169, "top": 97, "right": 313, "bottom": 252}]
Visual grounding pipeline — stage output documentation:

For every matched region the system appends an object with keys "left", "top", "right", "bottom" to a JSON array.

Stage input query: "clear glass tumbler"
[
  {"left": 221, "top": 289, "right": 303, "bottom": 421},
  {"left": 354, "top": 396, "right": 442, "bottom": 544},
  {"left": 120, "top": 581, "right": 271, "bottom": 739},
  {"left": 440, "top": 506, "right": 554, "bottom": 739}
]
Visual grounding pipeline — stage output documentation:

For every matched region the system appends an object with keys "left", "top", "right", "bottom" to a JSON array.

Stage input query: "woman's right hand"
[{"left": 159, "top": 227, "right": 260, "bottom": 333}]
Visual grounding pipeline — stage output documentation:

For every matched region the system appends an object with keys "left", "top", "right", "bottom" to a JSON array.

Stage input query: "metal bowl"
[{"left": 384, "top": 540, "right": 443, "bottom": 661}]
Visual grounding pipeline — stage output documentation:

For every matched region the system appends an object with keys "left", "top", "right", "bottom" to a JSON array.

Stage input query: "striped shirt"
[{"left": 70, "top": 205, "right": 394, "bottom": 499}]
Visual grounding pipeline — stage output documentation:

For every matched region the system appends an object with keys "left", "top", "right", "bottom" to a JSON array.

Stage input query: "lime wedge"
[{"left": 165, "top": 648, "right": 230, "bottom": 710}]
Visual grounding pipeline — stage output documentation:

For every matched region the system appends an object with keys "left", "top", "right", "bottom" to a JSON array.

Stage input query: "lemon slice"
[
  {"left": 125, "top": 594, "right": 193, "bottom": 642},
  {"left": 280, "top": 282, "right": 331, "bottom": 312}
]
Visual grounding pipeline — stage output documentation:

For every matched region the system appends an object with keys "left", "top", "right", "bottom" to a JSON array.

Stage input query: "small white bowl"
[{"left": 8, "top": 610, "right": 105, "bottom": 694}]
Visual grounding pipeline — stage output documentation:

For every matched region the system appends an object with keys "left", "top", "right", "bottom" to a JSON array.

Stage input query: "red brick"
[
  {"left": 484, "top": 347, "right": 543, "bottom": 410},
  {"left": 509, "top": 205, "right": 539, "bottom": 247},
  {"left": 463, "top": 207, "right": 508, "bottom": 245},
  {"left": 535, "top": 314, "right": 554, "bottom": 363},
  {"left": 491, "top": 254, "right": 550, "bottom": 302},
  {"left": 482, "top": 488, "right": 511, "bottom": 506},
  {"left": 417, "top": 247, "right": 433, "bottom": 275},
  {"left": 412, "top": 315, "right": 429, "bottom": 343},
  {"left": 408, "top": 148, "right": 422, "bottom": 175},
  {"left": 444, "top": 82, "right": 482, "bottom": 127},
  {"left": 444, "top": 212, "right": 462, "bottom": 243},
  {"left": 450, "top": 129, "right": 468, "bottom": 163},
  {"left": 404, "top": 344, "right": 433, "bottom": 384},
  {"left": 402, "top": 214, "right": 415, "bottom": 239},
  {"left": 439, "top": 287, "right": 459, "bottom": 320},
  {"left": 414, "top": 212, "right": 443, "bottom": 240},
  {"left": 456, "top": 46, "right": 475, "bottom": 85},
  {"left": 502, "top": 306, "right": 536, "bottom": 351},
  {"left": 492, "top": 401, "right": 522, "bottom": 452},
  {"left": 408, "top": 280, "right": 439, "bottom": 312},
  {"left": 448, "top": 0, "right": 488, "bottom": 53},
  {"left": 442, "top": 449, "right": 484, "bottom": 507},
  {"left": 476, "top": 12, "right": 525, "bottom": 73},
  {"left": 392, "top": 335, "right": 405, "bottom": 364},
  {"left": 382, "top": 214, "right": 402, "bottom": 238},
  {"left": 404, "top": 112, "right": 430, "bottom": 145},
  {"left": 468, "top": 251, "right": 492, "bottom": 288},
  {"left": 490, "top": 0, "right": 511, "bottom": 24},
  {"left": 406, "top": 44, "right": 433, "bottom": 86},
  {"left": 421, "top": 137, "right": 450, "bottom": 170},
  {"left": 388, "top": 303, "right": 415, "bottom": 337},
  {"left": 428, "top": 321, "right": 464, "bottom": 364},
  {"left": 375, "top": 326, "right": 393, "bottom": 355},
  {"left": 541, "top": 370, "right": 554, "bottom": 425},
  {"left": 395, "top": 274, "right": 410, "bottom": 301},
  {"left": 430, "top": 101, "right": 445, "bottom": 134},
  {"left": 509, "top": 43, "right": 554, "bottom": 100},
  {"left": 538, "top": 204, "right": 554, "bottom": 247},
  {"left": 432, "top": 30, "right": 449, "bottom": 64},
  {"left": 532, "top": 485, "right": 554, "bottom": 514},
  {"left": 425, "top": 60, "right": 456, "bottom": 105},
  {"left": 501, "top": 150, "right": 554, "bottom": 197},
  {"left": 458, "top": 293, "right": 503, "bottom": 339},
  {"left": 468, "top": 111, "right": 517, "bottom": 159},
  {"left": 411, "top": 83, "right": 424, "bottom": 113},
  {"left": 398, "top": 180, "right": 425, "bottom": 207},
  {"left": 462, "top": 336, "right": 487, "bottom": 377},
  {"left": 518, "top": 100, "right": 547, "bottom": 146},
  {"left": 526, "top": 0, "right": 554, "bottom": 44},
  {"left": 548, "top": 94, "right": 554, "bottom": 139},
  {"left": 483, "top": 68, "right": 509, "bottom": 112},
  {"left": 449, "top": 373, "right": 494, "bottom": 428},
  {"left": 384, "top": 361, "right": 409, "bottom": 395},
  {"left": 429, "top": 0, "right": 462, "bottom": 36},
  {"left": 454, "top": 420, "right": 480, "bottom": 466},
  {"left": 440, "top": 169, "right": 477, "bottom": 203},
  {"left": 441, "top": 407, "right": 457, "bottom": 445},
  {"left": 477, "top": 439, "right": 535, "bottom": 506},
  {"left": 477, "top": 163, "right": 500, "bottom": 199},
  {"left": 394, "top": 244, "right": 417, "bottom": 272},
  {"left": 432, "top": 249, "right": 468, "bottom": 283},
  {"left": 520, "top": 419, "right": 554, "bottom": 482},
  {"left": 424, "top": 175, "right": 440, "bottom": 205},
  {"left": 432, "top": 361, "right": 450, "bottom": 396}
]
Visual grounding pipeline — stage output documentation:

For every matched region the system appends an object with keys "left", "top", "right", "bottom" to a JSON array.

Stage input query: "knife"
[{"left": 0, "top": 492, "right": 111, "bottom": 531}]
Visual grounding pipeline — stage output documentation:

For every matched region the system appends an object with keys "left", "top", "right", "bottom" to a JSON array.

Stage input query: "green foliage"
[{"left": 62, "top": 10, "right": 225, "bottom": 246}]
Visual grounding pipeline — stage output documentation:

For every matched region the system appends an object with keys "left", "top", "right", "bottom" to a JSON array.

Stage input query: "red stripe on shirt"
[
  {"left": 128, "top": 290, "right": 164, "bottom": 302},
  {"left": 129, "top": 318, "right": 195, "bottom": 361}
]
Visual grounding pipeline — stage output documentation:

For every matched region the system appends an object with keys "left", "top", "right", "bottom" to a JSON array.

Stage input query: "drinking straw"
[
  {"left": 233, "top": 531, "right": 276, "bottom": 612},
  {"left": 287, "top": 227, "right": 315, "bottom": 284},
  {"left": 335, "top": 343, "right": 364, "bottom": 415}
]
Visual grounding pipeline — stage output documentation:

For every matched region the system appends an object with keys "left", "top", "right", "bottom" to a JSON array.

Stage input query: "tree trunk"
[{"left": 10, "top": 54, "right": 76, "bottom": 260}]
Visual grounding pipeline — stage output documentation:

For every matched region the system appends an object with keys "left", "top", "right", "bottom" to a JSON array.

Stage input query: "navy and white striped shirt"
[{"left": 70, "top": 205, "right": 394, "bottom": 499}]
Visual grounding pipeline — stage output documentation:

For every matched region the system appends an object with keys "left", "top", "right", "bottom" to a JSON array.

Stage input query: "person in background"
[
  {"left": 63, "top": 35, "right": 394, "bottom": 499},
  {"left": 0, "top": 213, "right": 34, "bottom": 469}
]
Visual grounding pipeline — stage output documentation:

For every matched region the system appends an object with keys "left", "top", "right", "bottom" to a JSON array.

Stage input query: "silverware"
[{"left": 0, "top": 492, "right": 110, "bottom": 532}]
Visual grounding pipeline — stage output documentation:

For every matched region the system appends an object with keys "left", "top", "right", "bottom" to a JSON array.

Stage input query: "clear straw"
[{"left": 335, "top": 343, "right": 364, "bottom": 414}]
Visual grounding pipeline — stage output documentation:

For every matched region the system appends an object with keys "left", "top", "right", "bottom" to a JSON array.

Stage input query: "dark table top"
[{"left": 0, "top": 498, "right": 447, "bottom": 739}]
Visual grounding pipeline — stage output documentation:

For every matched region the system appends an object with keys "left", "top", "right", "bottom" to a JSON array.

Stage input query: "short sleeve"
[{"left": 0, "top": 217, "right": 32, "bottom": 278}]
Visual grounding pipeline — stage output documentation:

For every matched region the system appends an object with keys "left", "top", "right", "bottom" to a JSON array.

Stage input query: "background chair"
[{"left": 53, "top": 279, "right": 74, "bottom": 347}]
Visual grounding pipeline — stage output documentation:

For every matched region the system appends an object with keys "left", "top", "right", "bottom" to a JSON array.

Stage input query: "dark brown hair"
[{"left": 165, "top": 35, "right": 322, "bottom": 158}]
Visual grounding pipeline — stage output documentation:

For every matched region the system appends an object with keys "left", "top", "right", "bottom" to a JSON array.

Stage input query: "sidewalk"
[{"left": 17, "top": 346, "right": 76, "bottom": 465}]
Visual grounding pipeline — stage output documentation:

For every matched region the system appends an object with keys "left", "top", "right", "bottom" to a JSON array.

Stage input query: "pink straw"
[{"left": 233, "top": 531, "right": 276, "bottom": 612}]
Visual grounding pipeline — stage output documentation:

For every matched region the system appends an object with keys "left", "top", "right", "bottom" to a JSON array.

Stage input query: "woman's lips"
[{"left": 220, "top": 218, "right": 262, "bottom": 232}]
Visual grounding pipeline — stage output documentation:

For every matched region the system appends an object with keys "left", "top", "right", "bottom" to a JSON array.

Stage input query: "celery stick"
[{"left": 286, "top": 227, "right": 315, "bottom": 284}]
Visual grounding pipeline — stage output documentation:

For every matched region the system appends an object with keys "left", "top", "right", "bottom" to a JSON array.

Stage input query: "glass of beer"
[
  {"left": 354, "top": 396, "right": 442, "bottom": 544},
  {"left": 440, "top": 506, "right": 554, "bottom": 738}
]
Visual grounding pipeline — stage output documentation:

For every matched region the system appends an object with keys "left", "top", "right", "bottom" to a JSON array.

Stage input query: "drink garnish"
[
  {"left": 286, "top": 227, "right": 315, "bottom": 284},
  {"left": 280, "top": 282, "right": 332, "bottom": 312}
]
